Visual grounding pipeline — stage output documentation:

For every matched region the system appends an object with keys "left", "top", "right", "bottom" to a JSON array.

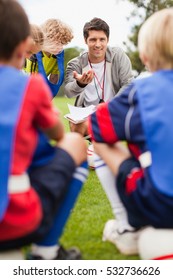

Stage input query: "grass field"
[{"left": 53, "top": 97, "right": 139, "bottom": 260}]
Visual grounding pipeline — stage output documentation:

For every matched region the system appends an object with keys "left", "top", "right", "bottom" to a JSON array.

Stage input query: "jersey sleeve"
[{"left": 88, "top": 83, "right": 136, "bottom": 144}]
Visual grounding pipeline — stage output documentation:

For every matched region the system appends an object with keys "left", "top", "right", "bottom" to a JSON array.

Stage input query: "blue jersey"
[
  {"left": 89, "top": 70, "right": 173, "bottom": 197},
  {"left": 0, "top": 66, "right": 28, "bottom": 220}
]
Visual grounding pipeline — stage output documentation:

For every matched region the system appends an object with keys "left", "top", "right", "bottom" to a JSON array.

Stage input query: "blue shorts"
[
  {"left": 117, "top": 158, "right": 173, "bottom": 229},
  {"left": 0, "top": 147, "right": 75, "bottom": 250}
]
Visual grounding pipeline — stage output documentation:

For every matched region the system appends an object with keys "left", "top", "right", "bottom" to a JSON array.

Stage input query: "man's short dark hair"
[
  {"left": 83, "top": 17, "right": 110, "bottom": 40},
  {"left": 0, "top": 0, "right": 30, "bottom": 60}
]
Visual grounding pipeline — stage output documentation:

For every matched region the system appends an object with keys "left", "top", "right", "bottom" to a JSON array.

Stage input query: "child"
[
  {"left": 25, "top": 24, "right": 44, "bottom": 59},
  {"left": 26, "top": 20, "right": 72, "bottom": 172},
  {"left": 24, "top": 18, "right": 73, "bottom": 97},
  {"left": 0, "top": 0, "right": 88, "bottom": 260},
  {"left": 88, "top": 8, "right": 173, "bottom": 256},
  {"left": 24, "top": 20, "right": 73, "bottom": 171}
]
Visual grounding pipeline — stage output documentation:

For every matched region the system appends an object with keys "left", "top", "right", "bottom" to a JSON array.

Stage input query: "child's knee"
[
  {"left": 58, "top": 132, "right": 87, "bottom": 164},
  {"left": 70, "top": 133, "right": 88, "bottom": 157}
]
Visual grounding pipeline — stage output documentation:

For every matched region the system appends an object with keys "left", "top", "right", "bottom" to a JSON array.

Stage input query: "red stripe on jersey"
[
  {"left": 87, "top": 116, "right": 95, "bottom": 141},
  {"left": 0, "top": 188, "right": 42, "bottom": 241},
  {"left": 96, "top": 103, "right": 118, "bottom": 143},
  {"left": 128, "top": 143, "right": 141, "bottom": 159},
  {"left": 153, "top": 254, "right": 173, "bottom": 260},
  {"left": 125, "top": 167, "right": 144, "bottom": 194}
]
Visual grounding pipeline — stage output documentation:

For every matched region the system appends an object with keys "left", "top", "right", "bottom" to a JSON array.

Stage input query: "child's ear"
[
  {"left": 140, "top": 52, "right": 151, "bottom": 70},
  {"left": 139, "top": 52, "right": 145, "bottom": 64}
]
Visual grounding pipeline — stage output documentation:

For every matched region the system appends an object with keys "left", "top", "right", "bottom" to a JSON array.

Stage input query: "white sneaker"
[{"left": 102, "top": 219, "right": 139, "bottom": 255}]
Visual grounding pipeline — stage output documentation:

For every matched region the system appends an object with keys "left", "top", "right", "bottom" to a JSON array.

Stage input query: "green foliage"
[
  {"left": 64, "top": 47, "right": 84, "bottom": 69},
  {"left": 53, "top": 97, "right": 140, "bottom": 260},
  {"left": 128, "top": 50, "right": 144, "bottom": 74},
  {"left": 128, "top": 0, "right": 173, "bottom": 14},
  {"left": 124, "top": 0, "right": 173, "bottom": 73}
]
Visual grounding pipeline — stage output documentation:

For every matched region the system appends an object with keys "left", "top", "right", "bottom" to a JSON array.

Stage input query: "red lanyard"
[{"left": 88, "top": 58, "right": 106, "bottom": 101}]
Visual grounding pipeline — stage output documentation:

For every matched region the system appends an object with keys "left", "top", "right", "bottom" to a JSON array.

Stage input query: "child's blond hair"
[
  {"left": 41, "top": 19, "right": 73, "bottom": 52},
  {"left": 138, "top": 8, "right": 173, "bottom": 71},
  {"left": 30, "top": 24, "right": 44, "bottom": 46}
]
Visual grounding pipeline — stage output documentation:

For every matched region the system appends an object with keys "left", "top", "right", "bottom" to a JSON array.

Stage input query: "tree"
[
  {"left": 124, "top": 0, "right": 173, "bottom": 73},
  {"left": 64, "top": 47, "right": 84, "bottom": 69}
]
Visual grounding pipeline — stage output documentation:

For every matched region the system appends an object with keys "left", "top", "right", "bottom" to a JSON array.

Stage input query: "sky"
[{"left": 19, "top": 0, "right": 134, "bottom": 50}]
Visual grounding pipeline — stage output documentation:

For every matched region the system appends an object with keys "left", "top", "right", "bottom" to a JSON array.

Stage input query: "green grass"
[{"left": 53, "top": 97, "right": 139, "bottom": 260}]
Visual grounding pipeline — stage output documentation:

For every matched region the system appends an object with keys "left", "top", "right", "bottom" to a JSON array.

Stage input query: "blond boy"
[{"left": 88, "top": 8, "right": 173, "bottom": 256}]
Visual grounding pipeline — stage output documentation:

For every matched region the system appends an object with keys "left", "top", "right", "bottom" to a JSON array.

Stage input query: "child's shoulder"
[
  {"left": 28, "top": 73, "right": 52, "bottom": 100},
  {"left": 29, "top": 72, "right": 46, "bottom": 85}
]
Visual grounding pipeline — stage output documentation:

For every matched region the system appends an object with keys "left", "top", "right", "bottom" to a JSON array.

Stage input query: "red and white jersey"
[{"left": 0, "top": 67, "right": 59, "bottom": 240}]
